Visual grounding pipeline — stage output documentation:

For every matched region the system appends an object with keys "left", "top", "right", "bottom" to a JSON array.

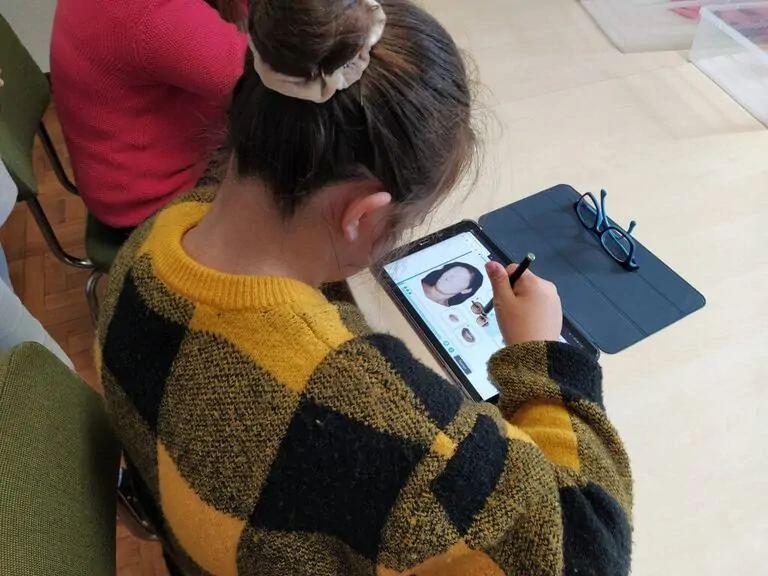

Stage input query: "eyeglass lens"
[
  {"left": 601, "top": 228, "right": 633, "bottom": 263},
  {"left": 576, "top": 194, "right": 599, "bottom": 229},
  {"left": 470, "top": 301, "right": 490, "bottom": 326}
]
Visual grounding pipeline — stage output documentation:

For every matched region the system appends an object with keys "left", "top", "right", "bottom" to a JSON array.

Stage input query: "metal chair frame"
[
  {"left": 27, "top": 120, "right": 105, "bottom": 324},
  {"left": 116, "top": 468, "right": 158, "bottom": 541}
]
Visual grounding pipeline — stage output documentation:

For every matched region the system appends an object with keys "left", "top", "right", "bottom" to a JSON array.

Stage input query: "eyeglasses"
[
  {"left": 574, "top": 189, "right": 639, "bottom": 271},
  {"left": 469, "top": 301, "right": 490, "bottom": 327}
]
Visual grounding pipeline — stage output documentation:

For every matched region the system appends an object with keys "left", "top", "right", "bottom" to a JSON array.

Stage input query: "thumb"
[{"left": 485, "top": 261, "right": 515, "bottom": 305}]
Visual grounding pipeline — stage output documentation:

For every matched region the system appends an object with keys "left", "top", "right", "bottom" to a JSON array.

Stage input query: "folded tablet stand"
[{"left": 479, "top": 184, "right": 705, "bottom": 353}]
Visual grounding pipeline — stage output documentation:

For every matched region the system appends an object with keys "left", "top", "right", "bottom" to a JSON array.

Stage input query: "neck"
[{"left": 182, "top": 180, "right": 333, "bottom": 287}]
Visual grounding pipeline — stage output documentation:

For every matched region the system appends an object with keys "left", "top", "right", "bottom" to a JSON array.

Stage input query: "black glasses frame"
[{"left": 574, "top": 189, "right": 639, "bottom": 271}]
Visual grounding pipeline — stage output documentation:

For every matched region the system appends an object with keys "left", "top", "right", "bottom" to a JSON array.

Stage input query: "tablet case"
[{"left": 478, "top": 184, "right": 705, "bottom": 354}]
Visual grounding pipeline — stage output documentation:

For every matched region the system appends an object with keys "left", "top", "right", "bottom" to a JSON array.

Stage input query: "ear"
[{"left": 341, "top": 191, "right": 393, "bottom": 242}]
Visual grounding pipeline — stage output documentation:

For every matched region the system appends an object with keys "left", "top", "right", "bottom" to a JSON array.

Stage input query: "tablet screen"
[{"left": 383, "top": 230, "right": 504, "bottom": 401}]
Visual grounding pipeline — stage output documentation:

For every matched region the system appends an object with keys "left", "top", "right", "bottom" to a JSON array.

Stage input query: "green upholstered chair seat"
[
  {"left": 86, "top": 213, "right": 126, "bottom": 271},
  {"left": 0, "top": 342, "right": 120, "bottom": 576}
]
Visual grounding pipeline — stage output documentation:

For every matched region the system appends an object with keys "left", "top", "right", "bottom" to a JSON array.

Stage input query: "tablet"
[{"left": 374, "top": 220, "right": 597, "bottom": 402}]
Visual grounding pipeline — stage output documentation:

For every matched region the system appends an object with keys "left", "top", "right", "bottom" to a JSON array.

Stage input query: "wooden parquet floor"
[{"left": 0, "top": 107, "right": 168, "bottom": 576}]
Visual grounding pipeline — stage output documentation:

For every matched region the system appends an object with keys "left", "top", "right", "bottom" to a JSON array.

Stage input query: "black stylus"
[{"left": 483, "top": 253, "right": 536, "bottom": 314}]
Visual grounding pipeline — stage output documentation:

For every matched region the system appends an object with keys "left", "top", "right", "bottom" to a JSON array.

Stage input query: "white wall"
[{"left": 1, "top": 0, "right": 57, "bottom": 71}]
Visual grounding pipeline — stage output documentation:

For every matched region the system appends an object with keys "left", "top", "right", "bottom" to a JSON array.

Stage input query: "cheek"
[
  {"left": 445, "top": 274, "right": 469, "bottom": 294},
  {"left": 439, "top": 277, "right": 463, "bottom": 295},
  {"left": 439, "top": 277, "right": 455, "bottom": 292},
  {"left": 457, "top": 272, "right": 473, "bottom": 291}
]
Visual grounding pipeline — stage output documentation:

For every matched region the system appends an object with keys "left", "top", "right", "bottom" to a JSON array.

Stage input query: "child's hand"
[{"left": 486, "top": 261, "right": 563, "bottom": 345}]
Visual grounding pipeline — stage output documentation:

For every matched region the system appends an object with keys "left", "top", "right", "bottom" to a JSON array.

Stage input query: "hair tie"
[{"left": 248, "top": 0, "right": 386, "bottom": 103}]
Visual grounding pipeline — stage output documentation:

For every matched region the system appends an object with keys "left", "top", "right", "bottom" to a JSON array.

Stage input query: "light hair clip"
[{"left": 248, "top": 0, "right": 386, "bottom": 103}]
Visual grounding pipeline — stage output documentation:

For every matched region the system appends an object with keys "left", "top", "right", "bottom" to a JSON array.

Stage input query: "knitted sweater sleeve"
[
  {"left": 356, "top": 335, "right": 632, "bottom": 576},
  {"left": 486, "top": 342, "right": 633, "bottom": 576},
  {"left": 136, "top": 0, "right": 247, "bottom": 102}
]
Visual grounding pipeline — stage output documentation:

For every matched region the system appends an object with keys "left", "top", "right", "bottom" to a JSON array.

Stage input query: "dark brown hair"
[
  {"left": 205, "top": 0, "right": 245, "bottom": 24},
  {"left": 229, "top": 0, "right": 478, "bottom": 218}
]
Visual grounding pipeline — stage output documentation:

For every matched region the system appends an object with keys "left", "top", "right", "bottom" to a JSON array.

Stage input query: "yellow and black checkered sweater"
[{"left": 97, "top": 190, "right": 632, "bottom": 576}]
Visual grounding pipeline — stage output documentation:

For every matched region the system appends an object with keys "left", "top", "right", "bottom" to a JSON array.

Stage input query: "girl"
[
  {"left": 50, "top": 0, "right": 248, "bottom": 229},
  {"left": 97, "top": 1, "right": 633, "bottom": 574}
]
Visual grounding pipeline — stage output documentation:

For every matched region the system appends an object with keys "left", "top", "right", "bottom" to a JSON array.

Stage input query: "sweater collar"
[{"left": 144, "top": 201, "right": 329, "bottom": 310}]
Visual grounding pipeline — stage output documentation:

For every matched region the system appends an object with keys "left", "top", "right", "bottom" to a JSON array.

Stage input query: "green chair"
[
  {"left": 0, "top": 342, "right": 162, "bottom": 575},
  {"left": 0, "top": 12, "right": 125, "bottom": 324},
  {"left": 0, "top": 342, "right": 120, "bottom": 575}
]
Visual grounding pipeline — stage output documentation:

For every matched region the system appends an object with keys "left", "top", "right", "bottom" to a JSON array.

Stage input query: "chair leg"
[
  {"left": 116, "top": 490, "right": 159, "bottom": 542},
  {"left": 116, "top": 465, "right": 159, "bottom": 541},
  {"left": 86, "top": 270, "right": 103, "bottom": 325},
  {"left": 37, "top": 122, "right": 79, "bottom": 196},
  {"left": 25, "top": 197, "right": 94, "bottom": 269}
]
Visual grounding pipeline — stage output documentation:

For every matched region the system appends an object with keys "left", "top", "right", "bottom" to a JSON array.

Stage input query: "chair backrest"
[
  {"left": 0, "top": 342, "right": 120, "bottom": 576},
  {"left": 0, "top": 12, "right": 51, "bottom": 200}
]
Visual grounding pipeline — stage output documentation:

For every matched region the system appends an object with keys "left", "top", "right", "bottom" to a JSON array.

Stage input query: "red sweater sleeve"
[{"left": 137, "top": 0, "right": 248, "bottom": 102}]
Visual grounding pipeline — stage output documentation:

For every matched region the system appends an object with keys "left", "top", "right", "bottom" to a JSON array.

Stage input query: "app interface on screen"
[{"left": 384, "top": 231, "right": 503, "bottom": 400}]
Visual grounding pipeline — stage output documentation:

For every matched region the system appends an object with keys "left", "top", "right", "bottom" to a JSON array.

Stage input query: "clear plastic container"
[
  {"left": 581, "top": 0, "right": 740, "bottom": 52},
  {"left": 691, "top": 3, "right": 768, "bottom": 125}
]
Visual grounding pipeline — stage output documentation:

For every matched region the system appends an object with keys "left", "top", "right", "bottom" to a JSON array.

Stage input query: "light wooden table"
[{"left": 350, "top": 1, "right": 768, "bottom": 575}]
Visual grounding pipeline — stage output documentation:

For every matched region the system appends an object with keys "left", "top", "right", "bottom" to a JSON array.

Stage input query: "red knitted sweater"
[{"left": 51, "top": 0, "right": 248, "bottom": 228}]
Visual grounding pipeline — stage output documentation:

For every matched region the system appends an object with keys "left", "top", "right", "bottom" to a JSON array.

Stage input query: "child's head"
[{"left": 223, "top": 0, "right": 478, "bottom": 279}]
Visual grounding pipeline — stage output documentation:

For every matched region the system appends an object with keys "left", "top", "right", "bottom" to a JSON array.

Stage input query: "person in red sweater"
[{"left": 50, "top": 0, "right": 248, "bottom": 229}]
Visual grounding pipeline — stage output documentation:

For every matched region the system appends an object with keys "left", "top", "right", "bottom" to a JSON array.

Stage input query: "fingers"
[
  {"left": 516, "top": 272, "right": 557, "bottom": 297},
  {"left": 485, "top": 261, "right": 516, "bottom": 305},
  {"left": 487, "top": 261, "right": 557, "bottom": 297},
  {"left": 505, "top": 264, "right": 556, "bottom": 296},
  {"left": 505, "top": 262, "right": 531, "bottom": 280}
]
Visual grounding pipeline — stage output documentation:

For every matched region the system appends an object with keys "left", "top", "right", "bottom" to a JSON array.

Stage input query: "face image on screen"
[
  {"left": 383, "top": 231, "right": 504, "bottom": 401},
  {"left": 420, "top": 263, "right": 484, "bottom": 307}
]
